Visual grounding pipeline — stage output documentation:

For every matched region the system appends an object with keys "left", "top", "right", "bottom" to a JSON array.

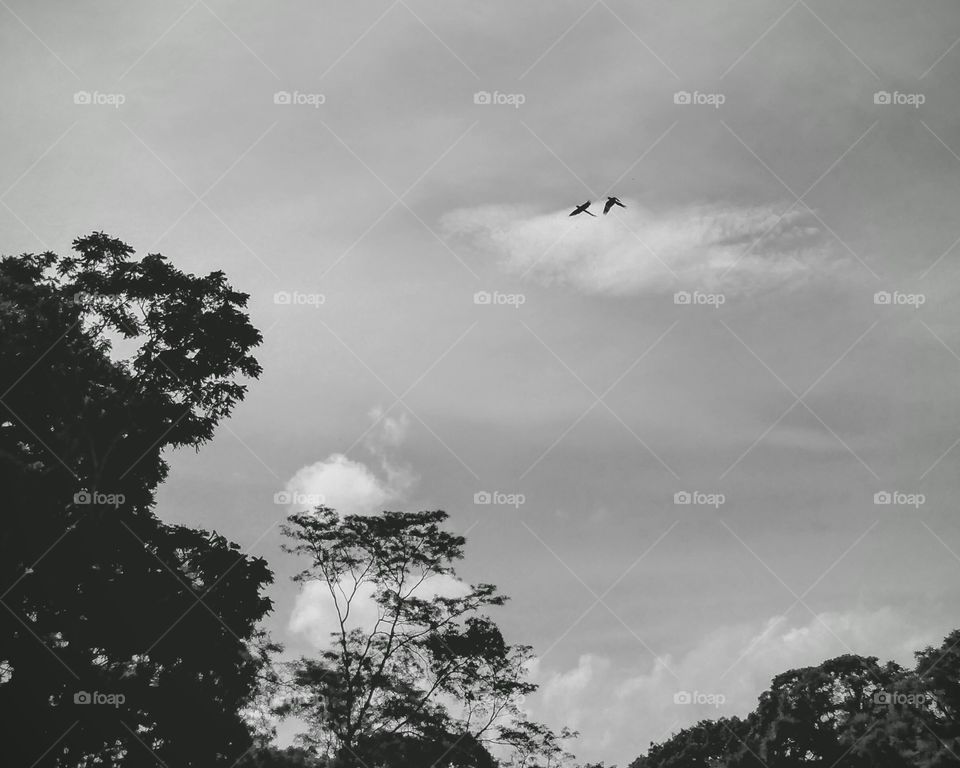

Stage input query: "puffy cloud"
[
  {"left": 441, "top": 201, "right": 839, "bottom": 296},
  {"left": 528, "top": 607, "right": 945, "bottom": 765},
  {"left": 284, "top": 454, "right": 396, "bottom": 516},
  {"left": 538, "top": 654, "right": 611, "bottom": 733},
  {"left": 280, "top": 410, "right": 416, "bottom": 516},
  {"left": 285, "top": 408, "right": 471, "bottom": 647}
]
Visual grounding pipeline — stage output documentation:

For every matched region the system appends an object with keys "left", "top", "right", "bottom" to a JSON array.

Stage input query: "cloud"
[
  {"left": 290, "top": 573, "right": 472, "bottom": 647},
  {"left": 528, "top": 607, "right": 945, "bottom": 764},
  {"left": 368, "top": 406, "right": 410, "bottom": 450},
  {"left": 442, "top": 201, "right": 839, "bottom": 296},
  {"left": 284, "top": 406, "right": 471, "bottom": 647},
  {"left": 284, "top": 454, "right": 398, "bottom": 516},
  {"left": 281, "top": 409, "right": 416, "bottom": 516}
]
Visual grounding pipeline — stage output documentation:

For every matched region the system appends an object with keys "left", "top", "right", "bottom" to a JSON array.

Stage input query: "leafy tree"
[
  {"left": 280, "top": 507, "right": 574, "bottom": 767},
  {"left": 0, "top": 233, "right": 275, "bottom": 767},
  {"left": 238, "top": 745, "right": 325, "bottom": 767},
  {"left": 629, "top": 717, "right": 747, "bottom": 768},
  {"left": 730, "top": 655, "right": 899, "bottom": 767},
  {"left": 912, "top": 629, "right": 960, "bottom": 766},
  {"left": 631, "top": 631, "right": 960, "bottom": 768}
]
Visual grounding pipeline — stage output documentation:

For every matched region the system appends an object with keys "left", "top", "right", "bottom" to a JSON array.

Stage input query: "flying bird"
[
  {"left": 569, "top": 201, "right": 596, "bottom": 217},
  {"left": 603, "top": 196, "right": 626, "bottom": 215}
]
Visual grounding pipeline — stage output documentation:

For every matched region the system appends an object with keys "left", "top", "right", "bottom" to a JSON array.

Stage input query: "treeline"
[
  {"left": 630, "top": 633, "right": 960, "bottom": 768},
  {"left": 2, "top": 234, "right": 957, "bottom": 768},
  {"left": 0, "top": 235, "right": 573, "bottom": 768}
]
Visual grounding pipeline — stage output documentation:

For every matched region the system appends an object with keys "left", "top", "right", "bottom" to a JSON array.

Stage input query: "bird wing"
[{"left": 603, "top": 199, "right": 615, "bottom": 214}]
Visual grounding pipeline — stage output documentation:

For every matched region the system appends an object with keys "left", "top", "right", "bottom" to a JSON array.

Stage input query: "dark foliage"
[
  {"left": 631, "top": 631, "right": 960, "bottom": 768},
  {"left": 279, "top": 508, "right": 575, "bottom": 767},
  {"left": 0, "top": 234, "right": 274, "bottom": 767}
]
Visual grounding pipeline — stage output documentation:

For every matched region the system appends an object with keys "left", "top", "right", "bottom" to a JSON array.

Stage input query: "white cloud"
[
  {"left": 281, "top": 409, "right": 416, "bottom": 516},
  {"left": 528, "top": 607, "right": 944, "bottom": 765},
  {"left": 285, "top": 454, "right": 398, "bottom": 516},
  {"left": 289, "top": 573, "right": 472, "bottom": 647},
  {"left": 538, "top": 654, "right": 611, "bottom": 733},
  {"left": 442, "top": 201, "right": 839, "bottom": 296},
  {"left": 367, "top": 407, "right": 410, "bottom": 450},
  {"left": 285, "top": 407, "right": 471, "bottom": 647}
]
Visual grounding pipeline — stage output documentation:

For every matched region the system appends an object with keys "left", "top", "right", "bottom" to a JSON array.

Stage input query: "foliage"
[
  {"left": 279, "top": 507, "right": 575, "bottom": 767},
  {"left": 0, "top": 234, "right": 274, "bottom": 767},
  {"left": 631, "top": 632, "right": 960, "bottom": 768}
]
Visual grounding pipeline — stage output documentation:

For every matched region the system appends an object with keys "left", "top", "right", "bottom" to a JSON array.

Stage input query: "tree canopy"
[
  {"left": 0, "top": 234, "right": 274, "bottom": 767},
  {"left": 630, "top": 631, "right": 960, "bottom": 768},
  {"left": 279, "top": 507, "right": 576, "bottom": 767}
]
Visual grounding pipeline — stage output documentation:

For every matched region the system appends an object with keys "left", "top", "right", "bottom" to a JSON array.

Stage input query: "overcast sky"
[{"left": 4, "top": 1, "right": 960, "bottom": 763}]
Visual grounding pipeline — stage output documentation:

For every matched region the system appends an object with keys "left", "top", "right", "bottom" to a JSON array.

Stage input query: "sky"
[{"left": 4, "top": 1, "right": 960, "bottom": 763}]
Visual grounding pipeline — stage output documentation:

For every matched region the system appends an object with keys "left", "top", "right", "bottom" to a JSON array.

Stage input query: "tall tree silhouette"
[
  {"left": 0, "top": 233, "right": 274, "bottom": 767},
  {"left": 280, "top": 507, "right": 575, "bottom": 767}
]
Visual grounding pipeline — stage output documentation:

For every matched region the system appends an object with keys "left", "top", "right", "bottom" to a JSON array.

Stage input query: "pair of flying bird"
[{"left": 569, "top": 196, "right": 625, "bottom": 217}]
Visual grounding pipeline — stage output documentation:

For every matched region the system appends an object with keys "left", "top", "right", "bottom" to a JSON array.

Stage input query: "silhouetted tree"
[
  {"left": 629, "top": 717, "right": 747, "bottom": 768},
  {"left": 280, "top": 507, "right": 575, "bottom": 767},
  {"left": 238, "top": 745, "right": 325, "bottom": 767},
  {"left": 631, "top": 631, "right": 960, "bottom": 768},
  {"left": 912, "top": 629, "right": 960, "bottom": 766},
  {"left": 730, "top": 655, "right": 899, "bottom": 767},
  {"left": 0, "top": 233, "right": 275, "bottom": 766}
]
